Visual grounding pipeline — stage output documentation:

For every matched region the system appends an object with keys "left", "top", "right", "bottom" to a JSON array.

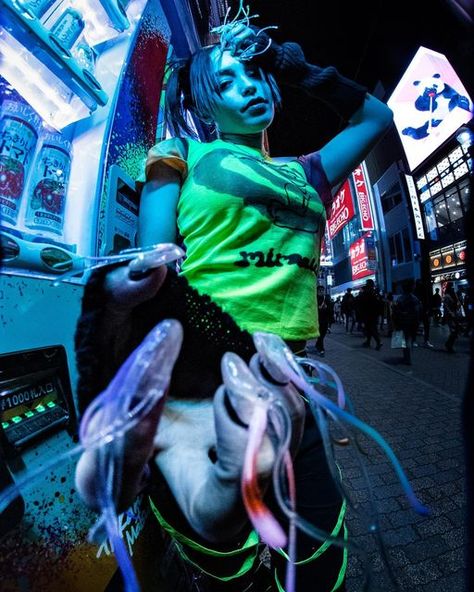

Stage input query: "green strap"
[
  {"left": 275, "top": 498, "right": 347, "bottom": 565},
  {"left": 149, "top": 496, "right": 260, "bottom": 581},
  {"left": 274, "top": 522, "right": 348, "bottom": 592}
]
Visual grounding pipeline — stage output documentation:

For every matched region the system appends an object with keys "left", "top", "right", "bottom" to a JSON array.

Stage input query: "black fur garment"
[{"left": 74, "top": 265, "right": 257, "bottom": 416}]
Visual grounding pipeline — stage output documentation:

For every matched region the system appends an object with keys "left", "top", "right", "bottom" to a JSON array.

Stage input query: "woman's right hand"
[{"left": 103, "top": 263, "right": 168, "bottom": 313}]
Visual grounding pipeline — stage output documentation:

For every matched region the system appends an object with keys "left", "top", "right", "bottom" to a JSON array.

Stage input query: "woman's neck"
[{"left": 218, "top": 132, "right": 265, "bottom": 154}]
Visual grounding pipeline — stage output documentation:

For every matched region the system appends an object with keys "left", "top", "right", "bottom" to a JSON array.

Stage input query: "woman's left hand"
[{"left": 219, "top": 22, "right": 258, "bottom": 58}]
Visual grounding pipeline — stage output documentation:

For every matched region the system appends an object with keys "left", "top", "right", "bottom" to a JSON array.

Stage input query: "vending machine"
[{"left": 0, "top": 0, "right": 197, "bottom": 588}]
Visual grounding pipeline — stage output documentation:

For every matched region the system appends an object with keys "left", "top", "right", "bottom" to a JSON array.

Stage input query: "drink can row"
[{"left": 0, "top": 99, "right": 72, "bottom": 237}]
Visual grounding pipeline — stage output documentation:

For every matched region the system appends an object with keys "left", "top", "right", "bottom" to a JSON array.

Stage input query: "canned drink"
[
  {"left": 24, "top": 133, "right": 73, "bottom": 237},
  {"left": 72, "top": 38, "right": 97, "bottom": 74},
  {"left": 22, "top": 0, "right": 57, "bottom": 19},
  {"left": 50, "top": 8, "right": 85, "bottom": 50},
  {"left": 0, "top": 100, "right": 41, "bottom": 227}
]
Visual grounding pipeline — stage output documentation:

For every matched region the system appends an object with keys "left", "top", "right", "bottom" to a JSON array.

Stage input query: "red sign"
[
  {"left": 327, "top": 180, "right": 355, "bottom": 239},
  {"left": 350, "top": 234, "right": 377, "bottom": 280},
  {"left": 352, "top": 166, "right": 374, "bottom": 230}
]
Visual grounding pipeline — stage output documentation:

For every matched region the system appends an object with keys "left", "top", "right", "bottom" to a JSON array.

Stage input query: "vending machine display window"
[{"left": 0, "top": 345, "right": 76, "bottom": 456}]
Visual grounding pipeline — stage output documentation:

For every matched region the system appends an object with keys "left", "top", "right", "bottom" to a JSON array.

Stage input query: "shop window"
[
  {"left": 445, "top": 187, "right": 463, "bottom": 222},
  {"left": 332, "top": 231, "right": 344, "bottom": 257},
  {"left": 381, "top": 185, "right": 403, "bottom": 214},
  {"left": 389, "top": 232, "right": 404, "bottom": 264},
  {"left": 459, "top": 179, "right": 470, "bottom": 211},
  {"left": 434, "top": 196, "right": 450, "bottom": 227},
  {"left": 424, "top": 201, "right": 437, "bottom": 233},
  {"left": 402, "top": 228, "right": 413, "bottom": 262}
]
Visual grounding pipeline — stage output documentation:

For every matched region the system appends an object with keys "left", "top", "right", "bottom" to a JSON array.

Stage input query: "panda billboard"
[{"left": 388, "top": 46, "right": 473, "bottom": 172}]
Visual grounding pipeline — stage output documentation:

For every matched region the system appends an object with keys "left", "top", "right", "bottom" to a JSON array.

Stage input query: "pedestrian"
[
  {"left": 341, "top": 287, "right": 356, "bottom": 333},
  {"left": 443, "top": 281, "right": 463, "bottom": 353},
  {"left": 358, "top": 279, "right": 383, "bottom": 350},
  {"left": 316, "top": 285, "right": 331, "bottom": 356},
  {"left": 386, "top": 292, "right": 394, "bottom": 337},
  {"left": 392, "top": 280, "right": 422, "bottom": 365},
  {"left": 74, "top": 17, "right": 393, "bottom": 592},
  {"left": 414, "top": 279, "right": 434, "bottom": 348},
  {"left": 334, "top": 297, "right": 342, "bottom": 323},
  {"left": 431, "top": 287, "right": 442, "bottom": 326}
]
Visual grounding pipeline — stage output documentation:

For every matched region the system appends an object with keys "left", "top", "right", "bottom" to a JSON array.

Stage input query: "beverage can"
[
  {"left": 72, "top": 38, "right": 98, "bottom": 74},
  {"left": 50, "top": 8, "right": 85, "bottom": 50},
  {"left": 22, "top": 0, "right": 57, "bottom": 19},
  {"left": 0, "top": 100, "right": 41, "bottom": 227},
  {"left": 24, "top": 133, "right": 72, "bottom": 236}
]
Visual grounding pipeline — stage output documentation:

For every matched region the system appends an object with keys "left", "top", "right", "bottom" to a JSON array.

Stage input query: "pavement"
[{"left": 305, "top": 322, "right": 470, "bottom": 591}]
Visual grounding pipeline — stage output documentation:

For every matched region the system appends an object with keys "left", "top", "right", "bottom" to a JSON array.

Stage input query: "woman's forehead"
[{"left": 210, "top": 48, "right": 240, "bottom": 73}]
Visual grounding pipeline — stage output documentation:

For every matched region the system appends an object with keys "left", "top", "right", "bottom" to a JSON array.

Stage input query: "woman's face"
[{"left": 209, "top": 49, "right": 275, "bottom": 134}]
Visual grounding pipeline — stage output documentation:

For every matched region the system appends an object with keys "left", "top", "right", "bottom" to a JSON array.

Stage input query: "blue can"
[
  {"left": 50, "top": 8, "right": 85, "bottom": 50},
  {"left": 23, "top": 0, "right": 57, "bottom": 19}
]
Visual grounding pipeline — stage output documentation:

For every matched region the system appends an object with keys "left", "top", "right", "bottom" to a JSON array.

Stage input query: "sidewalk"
[{"left": 306, "top": 323, "right": 469, "bottom": 591}]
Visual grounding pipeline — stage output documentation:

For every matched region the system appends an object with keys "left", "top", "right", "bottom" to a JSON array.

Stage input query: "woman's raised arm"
[
  {"left": 138, "top": 164, "right": 181, "bottom": 247},
  {"left": 319, "top": 93, "right": 393, "bottom": 187}
]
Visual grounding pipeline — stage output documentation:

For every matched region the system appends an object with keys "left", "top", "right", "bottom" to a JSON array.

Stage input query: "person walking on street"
[
  {"left": 358, "top": 279, "right": 383, "bottom": 350},
  {"left": 342, "top": 287, "right": 356, "bottom": 333},
  {"left": 443, "top": 282, "right": 463, "bottom": 353},
  {"left": 432, "top": 287, "right": 442, "bottom": 326},
  {"left": 414, "top": 279, "right": 434, "bottom": 348},
  {"left": 316, "top": 285, "right": 331, "bottom": 356},
  {"left": 392, "top": 280, "right": 422, "bottom": 365}
]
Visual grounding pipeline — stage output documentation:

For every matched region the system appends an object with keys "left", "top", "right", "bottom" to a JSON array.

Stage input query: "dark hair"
[
  {"left": 401, "top": 279, "right": 415, "bottom": 294},
  {"left": 165, "top": 45, "right": 281, "bottom": 137}
]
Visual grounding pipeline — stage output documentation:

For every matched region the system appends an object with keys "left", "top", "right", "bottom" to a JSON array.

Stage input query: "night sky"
[{"left": 248, "top": 0, "right": 473, "bottom": 156}]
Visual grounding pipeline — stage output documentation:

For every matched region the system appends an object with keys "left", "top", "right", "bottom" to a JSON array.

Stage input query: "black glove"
[{"left": 250, "top": 26, "right": 367, "bottom": 121}]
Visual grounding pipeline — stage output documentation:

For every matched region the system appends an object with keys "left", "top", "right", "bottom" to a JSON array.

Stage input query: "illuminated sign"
[
  {"left": 352, "top": 164, "right": 374, "bottom": 231},
  {"left": 327, "top": 180, "right": 355, "bottom": 239},
  {"left": 388, "top": 46, "right": 473, "bottom": 172},
  {"left": 350, "top": 234, "right": 376, "bottom": 280},
  {"left": 405, "top": 174, "right": 425, "bottom": 239},
  {"left": 429, "top": 240, "right": 466, "bottom": 272}
]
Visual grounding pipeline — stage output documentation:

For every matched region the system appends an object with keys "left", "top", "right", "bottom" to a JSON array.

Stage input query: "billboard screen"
[
  {"left": 387, "top": 46, "right": 473, "bottom": 172},
  {"left": 350, "top": 233, "right": 377, "bottom": 280},
  {"left": 327, "top": 179, "right": 355, "bottom": 240}
]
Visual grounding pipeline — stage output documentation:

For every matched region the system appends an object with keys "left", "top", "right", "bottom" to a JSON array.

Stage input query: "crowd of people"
[{"left": 314, "top": 279, "right": 472, "bottom": 364}]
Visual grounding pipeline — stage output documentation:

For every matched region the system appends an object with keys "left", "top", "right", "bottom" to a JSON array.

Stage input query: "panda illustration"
[{"left": 402, "top": 73, "right": 471, "bottom": 140}]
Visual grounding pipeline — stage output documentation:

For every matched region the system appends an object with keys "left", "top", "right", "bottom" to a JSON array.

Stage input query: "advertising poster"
[
  {"left": 352, "top": 165, "right": 374, "bottom": 230},
  {"left": 388, "top": 46, "right": 473, "bottom": 172},
  {"left": 350, "top": 233, "right": 377, "bottom": 280},
  {"left": 327, "top": 179, "right": 355, "bottom": 239}
]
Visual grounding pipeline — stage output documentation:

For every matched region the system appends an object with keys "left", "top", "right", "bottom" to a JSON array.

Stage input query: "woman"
[{"left": 75, "top": 21, "right": 393, "bottom": 591}]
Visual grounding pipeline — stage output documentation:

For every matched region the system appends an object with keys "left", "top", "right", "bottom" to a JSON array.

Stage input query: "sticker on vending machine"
[
  {"left": 24, "top": 133, "right": 73, "bottom": 237},
  {"left": 0, "top": 100, "right": 42, "bottom": 227}
]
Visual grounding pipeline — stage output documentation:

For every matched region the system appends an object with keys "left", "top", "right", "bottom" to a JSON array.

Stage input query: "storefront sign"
[
  {"left": 352, "top": 165, "right": 374, "bottom": 230},
  {"left": 327, "top": 180, "right": 355, "bottom": 239},
  {"left": 430, "top": 240, "right": 466, "bottom": 272},
  {"left": 430, "top": 249, "right": 442, "bottom": 272},
  {"left": 350, "top": 234, "right": 376, "bottom": 280},
  {"left": 454, "top": 240, "right": 466, "bottom": 266},
  {"left": 405, "top": 174, "right": 425, "bottom": 239}
]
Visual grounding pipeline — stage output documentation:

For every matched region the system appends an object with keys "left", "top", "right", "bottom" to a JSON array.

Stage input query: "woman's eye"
[
  {"left": 219, "top": 80, "right": 232, "bottom": 91},
  {"left": 246, "top": 67, "right": 260, "bottom": 78}
]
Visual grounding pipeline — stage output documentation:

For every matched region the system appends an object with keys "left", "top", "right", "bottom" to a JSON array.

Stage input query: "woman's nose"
[{"left": 241, "top": 81, "right": 257, "bottom": 96}]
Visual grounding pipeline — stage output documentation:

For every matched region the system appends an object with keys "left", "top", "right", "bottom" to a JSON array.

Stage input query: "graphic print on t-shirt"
[{"left": 192, "top": 148, "right": 323, "bottom": 233}]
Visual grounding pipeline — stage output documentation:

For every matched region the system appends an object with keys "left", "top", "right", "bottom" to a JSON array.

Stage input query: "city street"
[{"left": 306, "top": 322, "right": 470, "bottom": 591}]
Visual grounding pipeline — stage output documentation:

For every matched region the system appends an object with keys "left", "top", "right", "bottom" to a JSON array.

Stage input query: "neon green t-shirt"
[{"left": 143, "top": 137, "right": 329, "bottom": 340}]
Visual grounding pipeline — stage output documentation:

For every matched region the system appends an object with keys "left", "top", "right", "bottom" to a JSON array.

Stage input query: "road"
[{"left": 306, "top": 322, "right": 470, "bottom": 591}]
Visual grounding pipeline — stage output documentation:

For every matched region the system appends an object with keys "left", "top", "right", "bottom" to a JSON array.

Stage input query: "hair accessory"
[{"left": 210, "top": 0, "right": 277, "bottom": 61}]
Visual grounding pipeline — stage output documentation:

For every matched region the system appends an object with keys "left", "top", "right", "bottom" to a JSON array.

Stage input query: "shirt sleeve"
[
  {"left": 297, "top": 152, "right": 333, "bottom": 217},
  {"left": 137, "top": 137, "right": 189, "bottom": 185}
]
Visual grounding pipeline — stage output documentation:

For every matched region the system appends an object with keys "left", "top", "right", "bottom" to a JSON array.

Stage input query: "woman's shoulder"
[{"left": 150, "top": 136, "right": 190, "bottom": 157}]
